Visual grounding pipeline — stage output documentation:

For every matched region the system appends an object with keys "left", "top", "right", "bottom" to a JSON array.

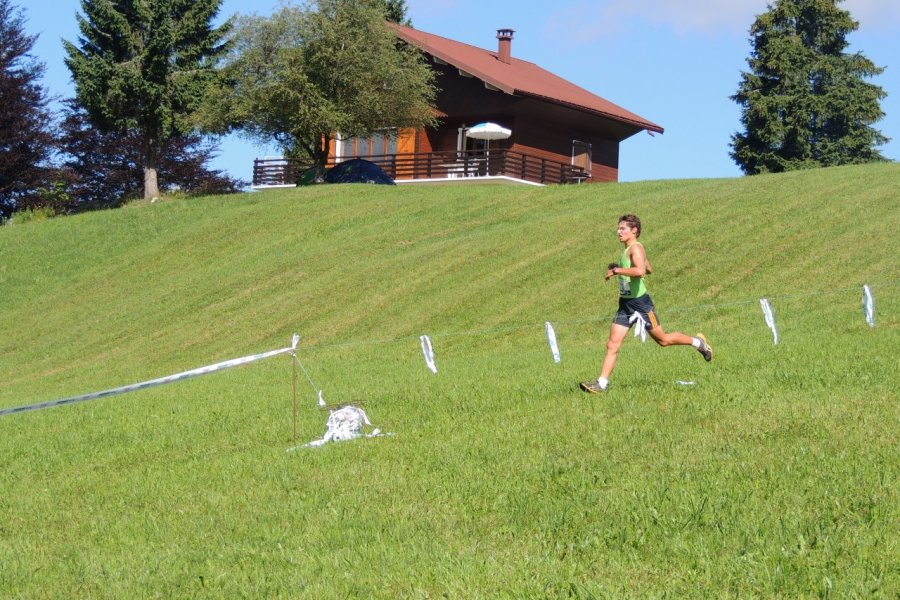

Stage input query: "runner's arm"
[{"left": 611, "top": 244, "right": 647, "bottom": 278}]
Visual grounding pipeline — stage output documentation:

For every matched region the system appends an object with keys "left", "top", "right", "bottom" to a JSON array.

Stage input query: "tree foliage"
[
  {"left": 201, "top": 0, "right": 436, "bottom": 172},
  {"left": 0, "top": 0, "right": 54, "bottom": 221},
  {"left": 377, "top": 0, "right": 410, "bottom": 25},
  {"left": 55, "top": 100, "right": 243, "bottom": 212},
  {"left": 730, "top": 0, "right": 888, "bottom": 174},
  {"left": 63, "top": 0, "right": 232, "bottom": 199}
]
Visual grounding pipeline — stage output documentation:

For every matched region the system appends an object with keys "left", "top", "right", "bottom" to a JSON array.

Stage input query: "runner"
[{"left": 580, "top": 214, "right": 712, "bottom": 394}]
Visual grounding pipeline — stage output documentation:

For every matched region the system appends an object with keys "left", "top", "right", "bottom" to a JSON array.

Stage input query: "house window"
[{"left": 339, "top": 129, "right": 398, "bottom": 161}]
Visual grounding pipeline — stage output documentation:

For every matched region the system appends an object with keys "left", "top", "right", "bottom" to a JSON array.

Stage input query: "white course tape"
[
  {"left": 629, "top": 312, "right": 648, "bottom": 343},
  {"left": 420, "top": 334, "right": 437, "bottom": 374},
  {"left": 545, "top": 321, "right": 561, "bottom": 363},
  {"left": 862, "top": 285, "right": 875, "bottom": 327},
  {"left": 760, "top": 298, "right": 779, "bottom": 345},
  {"left": 0, "top": 335, "right": 300, "bottom": 417}
]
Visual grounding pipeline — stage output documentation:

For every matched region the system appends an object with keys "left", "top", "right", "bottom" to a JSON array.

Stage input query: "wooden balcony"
[{"left": 252, "top": 149, "right": 591, "bottom": 188}]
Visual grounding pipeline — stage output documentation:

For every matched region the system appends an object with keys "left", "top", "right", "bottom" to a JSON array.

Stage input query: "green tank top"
[{"left": 618, "top": 242, "right": 647, "bottom": 299}]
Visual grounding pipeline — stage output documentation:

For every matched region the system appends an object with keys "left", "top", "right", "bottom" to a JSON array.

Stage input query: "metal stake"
[{"left": 291, "top": 353, "right": 298, "bottom": 446}]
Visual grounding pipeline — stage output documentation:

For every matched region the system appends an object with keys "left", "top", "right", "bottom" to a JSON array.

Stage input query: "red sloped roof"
[{"left": 389, "top": 22, "right": 664, "bottom": 135}]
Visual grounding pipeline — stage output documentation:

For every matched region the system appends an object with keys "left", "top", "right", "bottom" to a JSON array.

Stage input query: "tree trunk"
[
  {"left": 314, "top": 133, "right": 331, "bottom": 183},
  {"left": 143, "top": 139, "right": 161, "bottom": 200},
  {"left": 143, "top": 165, "right": 160, "bottom": 200}
]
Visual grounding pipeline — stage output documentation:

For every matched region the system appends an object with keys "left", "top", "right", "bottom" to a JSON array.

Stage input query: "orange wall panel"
[{"left": 397, "top": 128, "right": 417, "bottom": 154}]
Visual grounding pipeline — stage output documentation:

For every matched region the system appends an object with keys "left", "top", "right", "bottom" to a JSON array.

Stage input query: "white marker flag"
[
  {"left": 629, "top": 312, "right": 648, "bottom": 343},
  {"left": 760, "top": 298, "right": 779, "bottom": 345},
  {"left": 545, "top": 321, "right": 561, "bottom": 363},
  {"left": 317, "top": 390, "right": 327, "bottom": 407},
  {"left": 420, "top": 335, "right": 437, "bottom": 374},
  {"left": 862, "top": 285, "right": 875, "bottom": 327}
]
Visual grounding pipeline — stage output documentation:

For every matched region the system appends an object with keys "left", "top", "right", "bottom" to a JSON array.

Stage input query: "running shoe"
[
  {"left": 696, "top": 333, "right": 713, "bottom": 362},
  {"left": 579, "top": 380, "right": 607, "bottom": 394}
]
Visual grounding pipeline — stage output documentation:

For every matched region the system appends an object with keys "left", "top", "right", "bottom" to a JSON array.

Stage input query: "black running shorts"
[{"left": 614, "top": 294, "right": 661, "bottom": 330}]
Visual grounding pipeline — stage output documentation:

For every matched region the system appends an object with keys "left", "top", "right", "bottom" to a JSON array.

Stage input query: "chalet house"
[{"left": 253, "top": 24, "right": 663, "bottom": 187}]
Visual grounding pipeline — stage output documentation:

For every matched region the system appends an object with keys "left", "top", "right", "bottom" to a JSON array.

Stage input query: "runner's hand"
[{"left": 605, "top": 263, "right": 617, "bottom": 281}]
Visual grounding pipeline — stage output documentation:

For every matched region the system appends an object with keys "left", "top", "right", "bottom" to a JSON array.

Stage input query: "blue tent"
[{"left": 324, "top": 159, "right": 395, "bottom": 185}]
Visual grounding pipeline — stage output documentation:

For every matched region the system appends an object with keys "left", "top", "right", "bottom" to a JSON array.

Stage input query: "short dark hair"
[{"left": 619, "top": 214, "right": 641, "bottom": 237}]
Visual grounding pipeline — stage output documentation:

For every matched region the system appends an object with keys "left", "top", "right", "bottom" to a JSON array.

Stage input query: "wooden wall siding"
[
  {"left": 512, "top": 118, "right": 620, "bottom": 183},
  {"left": 591, "top": 164, "right": 618, "bottom": 183},
  {"left": 507, "top": 142, "right": 566, "bottom": 168},
  {"left": 393, "top": 128, "right": 418, "bottom": 178},
  {"left": 590, "top": 139, "right": 619, "bottom": 183},
  {"left": 416, "top": 128, "right": 433, "bottom": 153},
  {"left": 397, "top": 128, "right": 417, "bottom": 154},
  {"left": 430, "top": 61, "right": 521, "bottom": 117},
  {"left": 423, "top": 127, "right": 456, "bottom": 154}
]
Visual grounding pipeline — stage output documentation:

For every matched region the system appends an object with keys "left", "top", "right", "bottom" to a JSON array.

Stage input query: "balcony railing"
[{"left": 252, "top": 149, "right": 590, "bottom": 187}]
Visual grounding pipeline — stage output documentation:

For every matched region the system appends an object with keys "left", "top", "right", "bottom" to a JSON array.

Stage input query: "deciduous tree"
[
  {"left": 202, "top": 0, "right": 435, "bottom": 175},
  {"left": 730, "top": 0, "right": 888, "bottom": 174},
  {"left": 0, "top": 0, "right": 54, "bottom": 221},
  {"left": 63, "top": 0, "right": 232, "bottom": 200}
]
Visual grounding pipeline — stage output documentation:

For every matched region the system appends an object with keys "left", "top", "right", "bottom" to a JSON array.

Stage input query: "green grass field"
[{"left": 1, "top": 163, "right": 898, "bottom": 597}]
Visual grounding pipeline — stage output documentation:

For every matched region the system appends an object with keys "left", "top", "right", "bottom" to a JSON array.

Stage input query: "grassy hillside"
[{"left": 1, "top": 163, "right": 898, "bottom": 597}]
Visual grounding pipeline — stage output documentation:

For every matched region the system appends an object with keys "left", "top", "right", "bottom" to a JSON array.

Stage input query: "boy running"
[{"left": 580, "top": 214, "right": 712, "bottom": 394}]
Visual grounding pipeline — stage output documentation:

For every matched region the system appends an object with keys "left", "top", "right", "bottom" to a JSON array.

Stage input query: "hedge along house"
[{"left": 252, "top": 24, "right": 664, "bottom": 187}]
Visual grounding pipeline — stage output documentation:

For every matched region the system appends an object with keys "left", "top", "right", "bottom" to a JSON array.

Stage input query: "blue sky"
[{"left": 26, "top": 0, "right": 900, "bottom": 183}]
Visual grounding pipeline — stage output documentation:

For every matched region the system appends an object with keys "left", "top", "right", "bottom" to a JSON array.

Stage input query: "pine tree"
[
  {"left": 376, "top": 0, "right": 411, "bottom": 25},
  {"left": 63, "top": 0, "right": 231, "bottom": 200},
  {"left": 730, "top": 0, "right": 888, "bottom": 174},
  {"left": 0, "top": 0, "right": 54, "bottom": 221}
]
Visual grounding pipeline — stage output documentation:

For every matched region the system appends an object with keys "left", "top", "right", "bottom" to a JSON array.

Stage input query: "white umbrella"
[
  {"left": 465, "top": 122, "right": 511, "bottom": 173},
  {"left": 465, "top": 122, "right": 512, "bottom": 142}
]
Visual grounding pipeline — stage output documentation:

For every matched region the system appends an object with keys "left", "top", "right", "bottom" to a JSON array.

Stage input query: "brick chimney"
[{"left": 496, "top": 28, "right": 514, "bottom": 64}]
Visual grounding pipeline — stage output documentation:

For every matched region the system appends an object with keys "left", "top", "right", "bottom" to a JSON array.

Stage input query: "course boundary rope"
[{"left": 0, "top": 336, "right": 299, "bottom": 418}]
